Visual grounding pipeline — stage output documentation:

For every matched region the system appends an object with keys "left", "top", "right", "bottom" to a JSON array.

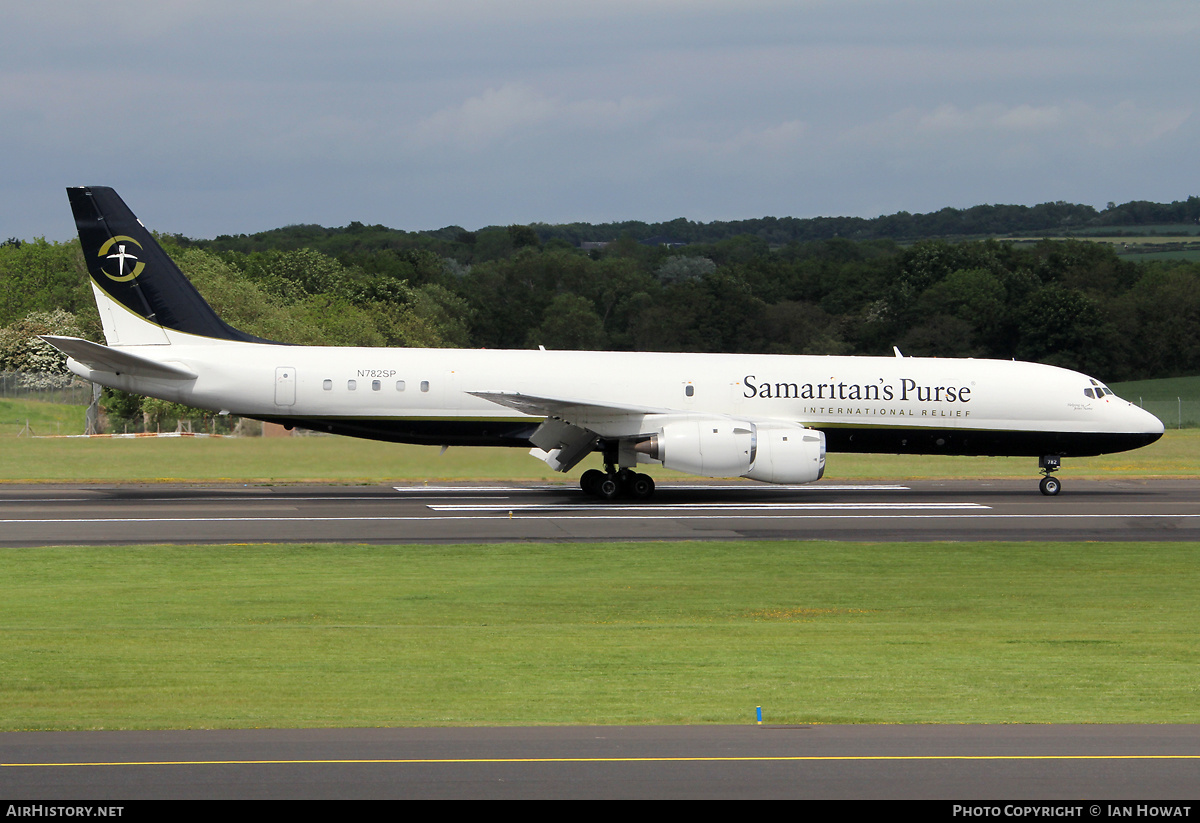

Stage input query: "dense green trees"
[
  {"left": 4, "top": 215, "right": 1200, "bottom": 429},
  {"left": 0, "top": 239, "right": 97, "bottom": 331}
]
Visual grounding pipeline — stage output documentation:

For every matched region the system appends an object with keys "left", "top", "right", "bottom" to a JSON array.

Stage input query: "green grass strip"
[
  {"left": 2, "top": 540, "right": 1198, "bottom": 729},
  {"left": 1, "top": 429, "right": 1196, "bottom": 483}
]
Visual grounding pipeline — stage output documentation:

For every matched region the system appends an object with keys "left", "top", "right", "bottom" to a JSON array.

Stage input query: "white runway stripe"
[
  {"left": 6, "top": 513, "right": 1200, "bottom": 525},
  {"left": 425, "top": 502, "right": 989, "bottom": 512},
  {"left": 392, "top": 484, "right": 912, "bottom": 493}
]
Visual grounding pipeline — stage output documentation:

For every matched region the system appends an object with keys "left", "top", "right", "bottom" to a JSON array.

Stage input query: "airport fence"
[
  {"left": 0, "top": 371, "right": 95, "bottom": 405},
  {"left": 1132, "top": 399, "right": 1200, "bottom": 429},
  {"left": 3, "top": 371, "right": 256, "bottom": 436},
  {"left": 96, "top": 415, "right": 255, "bottom": 437}
]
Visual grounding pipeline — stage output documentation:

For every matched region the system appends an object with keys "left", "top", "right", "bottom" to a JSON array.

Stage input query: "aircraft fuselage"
[{"left": 72, "top": 335, "right": 1162, "bottom": 459}]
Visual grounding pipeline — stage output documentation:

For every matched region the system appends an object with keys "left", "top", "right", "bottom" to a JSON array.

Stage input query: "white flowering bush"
[{"left": 0, "top": 309, "right": 85, "bottom": 377}]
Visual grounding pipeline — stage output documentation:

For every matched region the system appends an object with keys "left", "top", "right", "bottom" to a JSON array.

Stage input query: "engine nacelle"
[
  {"left": 635, "top": 420, "right": 825, "bottom": 484},
  {"left": 636, "top": 420, "right": 754, "bottom": 477},
  {"left": 743, "top": 423, "right": 825, "bottom": 484}
]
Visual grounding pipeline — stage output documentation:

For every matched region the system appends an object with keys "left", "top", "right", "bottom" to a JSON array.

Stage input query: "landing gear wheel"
[
  {"left": 597, "top": 476, "right": 621, "bottom": 500},
  {"left": 580, "top": 469, "right": 604, "bottom": 496},
  {"left": 628, "top": 473, "right": 655, "bottom": 500},
  {"left": 1039, "top": 475, "right": 1061, "bottom": 496}
]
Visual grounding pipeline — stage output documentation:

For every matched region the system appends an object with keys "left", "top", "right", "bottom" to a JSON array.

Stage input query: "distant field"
[
  {"left": 1069, "top": 223, "right": 1200, "bottom": 237},
  {"left": 1010, "top": 236, "right": 1200, "bottom": 245},
  {"left": 3, "top": 540, "right": 1198, "bottom": 729},
  {"left": 1005, "top": 231, "right": 1200, "bottom": 261},
  {"left": 1126, "top": 249, "right": 1200, "bottom": 262},
  {"left": 1110, "top": 375, "right": 1200, "bottom": 400}
]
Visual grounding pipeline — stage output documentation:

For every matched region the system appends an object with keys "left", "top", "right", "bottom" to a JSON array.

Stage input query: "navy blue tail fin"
[{"left": 68, "top": 186, "right": 269, "bottom": 343}]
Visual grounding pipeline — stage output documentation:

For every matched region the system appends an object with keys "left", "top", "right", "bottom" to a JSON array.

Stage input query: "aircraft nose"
[
  {"left": 1143, "top": 405, "right": 1165, "bottom": 433},
  {"left": 1133, "top": 403, "right": 1165, "bottom": 443}
]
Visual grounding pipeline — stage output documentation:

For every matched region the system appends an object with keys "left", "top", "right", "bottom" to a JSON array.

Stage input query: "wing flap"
[{"left": 527, "top": 417, "right": 599, "bottom": 473}]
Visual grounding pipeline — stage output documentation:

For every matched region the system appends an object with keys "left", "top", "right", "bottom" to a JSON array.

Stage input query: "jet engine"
[
  {"left": 635, "top": 420, "right": 825, "bottom": 484},
  {"left": 743, "top": 423, "right": 825, "bottom": 484}
]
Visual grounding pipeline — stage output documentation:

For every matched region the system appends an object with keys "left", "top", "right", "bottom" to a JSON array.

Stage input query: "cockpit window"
[{"left": 1084, "top": 388, "right": 1094, "bottom": 398}]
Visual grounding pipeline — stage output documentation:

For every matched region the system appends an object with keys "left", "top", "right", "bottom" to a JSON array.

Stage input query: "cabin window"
[
  {"left": 421, "top": 380, "right": 430, "bottom": 393},
  {"left": 348, "top": 379, "right": 357, "bottom": 391},
  {"left": 322, "top": 379, "right": 332, "bottom": 391},
  {"left": 396, "top": 380, "right": 406, "bottom": 391},
  {"left": 685, "top": 385, "right": 694, "bottom": 397},
  {"left": 372, "top": 380, "right": 381, "bottom": 391}
]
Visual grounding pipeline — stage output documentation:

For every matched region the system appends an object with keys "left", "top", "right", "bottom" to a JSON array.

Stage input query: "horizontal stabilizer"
[{"left": 41, "top": 336, "right": 197, "bottom": 380}]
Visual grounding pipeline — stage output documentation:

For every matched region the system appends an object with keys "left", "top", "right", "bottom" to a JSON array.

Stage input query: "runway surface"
[
  {"left": 0, "top": 477, "right": 1197, "bottom": 546},
  {"left": 4, "top": 478, "right": 1197, "bottom": 800},
  {"left": 3, "top": 724, "right": 1199, "bottom": 799}
]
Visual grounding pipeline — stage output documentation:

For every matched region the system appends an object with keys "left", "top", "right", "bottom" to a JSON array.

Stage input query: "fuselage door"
[{"left": 275, "top": 366, "right": 297, "bottom": 406}]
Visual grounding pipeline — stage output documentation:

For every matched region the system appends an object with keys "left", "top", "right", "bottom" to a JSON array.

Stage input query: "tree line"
[
  {"left": 2, "top": 214, "right": 1199, "bottom": 425},
  {"left": 188, "top": 196, "right": 1200, "bottom": 255}
]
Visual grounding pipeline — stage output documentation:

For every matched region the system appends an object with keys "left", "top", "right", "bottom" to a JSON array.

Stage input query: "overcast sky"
[{"left": 3, "top": 0, "right": 1197, "bottom": 240}]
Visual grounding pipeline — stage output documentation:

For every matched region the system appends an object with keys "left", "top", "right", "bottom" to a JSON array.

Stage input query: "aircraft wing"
[
  {"left": 469, "top": 390, "right": 674, "bottom": 474},
  {"left": 41, "top": 335, "right": 198, "bottom": 380},
  {"left": 467, "top": 390, "right": 672, "bottom": 420}
]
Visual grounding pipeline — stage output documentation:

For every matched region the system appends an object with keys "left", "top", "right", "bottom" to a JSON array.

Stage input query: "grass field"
[
  {"left": 2, "top": 395, "right": 1196, "bottom": 732},
  {"left": 0, "top": 397, "right": 87, "bottom": 438},
  {"left": 0, "top": 427, "right": 1195, "bottom": 483},
  {"left": 1005, "top": 232, "right": 1200, "bottom": 261},
  {"left": 1127, "top": 249, "right": 1200, "bottom": 262},
  {"left": 3, "top": 374, "right": 1193, "bottom": 482},
  {"left": 2, "top": 540, "right": 1198, "bottom": 730},
  {"left": 1069, "top": 224, "right": 1200, "bottom": 237}
]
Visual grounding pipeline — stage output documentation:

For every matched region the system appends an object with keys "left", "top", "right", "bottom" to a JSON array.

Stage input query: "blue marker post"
[{"left": 756, "top": 706, "right": 763, "bottom": 725}]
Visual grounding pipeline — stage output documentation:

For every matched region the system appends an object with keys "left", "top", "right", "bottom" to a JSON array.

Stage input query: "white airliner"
[{"left": 44, "top": 186, "right": 1163, "bottom": 498}]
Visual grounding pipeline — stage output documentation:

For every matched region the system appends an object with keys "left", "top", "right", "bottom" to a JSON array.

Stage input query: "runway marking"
[
  {"left": 392, "top": 487, "right": 548, "bottom": 493},
  {"left": 0, "top": 496, "right": 445, "bottom": 504},
  {"left": 4, "top": 513, "right": 1200, "bottom": 525},
  {"left": 426, "top": 502, "right": 989, "bottom": 512},
  {"left": 0, "top": 484, "right": 912, "bottom": 505},
  {"left": 5, "top": 754, "right": 1199, "bottom": 768},
  {"left": 392, "top": 484, "right": 912, "bottom": 493}
]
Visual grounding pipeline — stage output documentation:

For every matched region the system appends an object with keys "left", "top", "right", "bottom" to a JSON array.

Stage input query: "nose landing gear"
[{"left": 1039, "top": 455, "right": 1062, "bottom": 496}]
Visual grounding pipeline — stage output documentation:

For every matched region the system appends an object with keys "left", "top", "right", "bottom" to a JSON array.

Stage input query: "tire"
[
  {"left": 1039, "top": 476, "right": 1061, "bottom": 496},
  {"left": 628, "top": 473, "right": 655, "bottom": 499},
  {"left": 580, "top": 469, "right": 604, "bottom": 496},
  {"left": 597, "top": 476, "right": 621, "bottom": 500}
]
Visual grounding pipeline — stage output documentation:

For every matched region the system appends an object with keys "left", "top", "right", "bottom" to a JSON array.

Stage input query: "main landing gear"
[
  {"left": 580, "top": 467, "right": 656, "bottom": 500},
  {"left": 1038, "top": 454, "right": 1062, "bottom": 496}
]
